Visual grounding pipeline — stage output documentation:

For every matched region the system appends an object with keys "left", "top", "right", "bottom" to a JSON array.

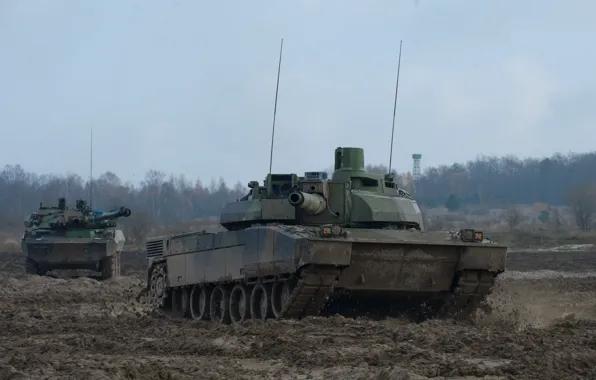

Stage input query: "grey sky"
[{"left": 1, "top": 0, "right": 594, "bottom": 187}]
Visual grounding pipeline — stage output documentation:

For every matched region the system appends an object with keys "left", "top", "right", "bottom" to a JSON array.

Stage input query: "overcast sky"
[{"left": 0, "top": 0, "right": 594, "bottom": 187}]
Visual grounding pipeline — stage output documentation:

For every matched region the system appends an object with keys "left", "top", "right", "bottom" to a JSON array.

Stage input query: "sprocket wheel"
[{"left": 148, "top": 263, "right": 168, "bottom": 310}]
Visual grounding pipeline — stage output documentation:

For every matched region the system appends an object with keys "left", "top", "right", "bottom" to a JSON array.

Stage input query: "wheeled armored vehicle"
[
  {"left": 22, "top": 197, "right": 132, "bottom": 279},
  {"left": 144, "top": 147, "right": 508, "bottom": 323}
]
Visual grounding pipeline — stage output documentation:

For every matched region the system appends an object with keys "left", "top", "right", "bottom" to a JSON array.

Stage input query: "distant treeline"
[
  {"left": 1, "top": 151, "right": 595, "bottom": 228},
  {"left": 411, "top": 152, "right": 596, "bottom": 208}
]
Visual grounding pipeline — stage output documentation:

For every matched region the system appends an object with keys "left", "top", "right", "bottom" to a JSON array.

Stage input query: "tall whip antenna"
[
  {"left": 268, "top": 37, "right": 284, "bottom": 177},
  {"left": 388, "top": 39, "right": 403, "bottom": 175},
  {"left": 89, "top": 127, "right": 93, "bottom": 212}
]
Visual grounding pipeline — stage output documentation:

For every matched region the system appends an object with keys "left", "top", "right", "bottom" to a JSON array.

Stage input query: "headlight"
[
  {"left": 319, "top": 224, "right": 344, "bottom": 237},
  {"left": 459, "top": 229, "right": 483, "bottom": 242},
  {"left": 320, "top": 225, "right": 332, "bottom": 237},
  {"left": 331, "top": 225, "right": 343, "bottom": 236}
]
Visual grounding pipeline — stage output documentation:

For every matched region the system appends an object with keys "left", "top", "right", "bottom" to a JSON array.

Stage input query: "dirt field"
[{"left": 1, "top": 250, "right": 596, "bottom": 380}]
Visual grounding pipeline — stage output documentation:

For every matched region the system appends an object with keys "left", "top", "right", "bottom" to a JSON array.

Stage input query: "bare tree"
[
  {"left": 550, "top": 208, "right": 563, "bottom": 232},
  {"left": 127, "top": 211, "right": 153, "bottom": 249},
  {"left": 505, "top": 206, "right": 522, "bottom": 231},
  {"left": 565, "top": 183, "right": 596, "bottom": 231}
]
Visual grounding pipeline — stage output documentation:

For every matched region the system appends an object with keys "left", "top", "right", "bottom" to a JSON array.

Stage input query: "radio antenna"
[
  {"left": 89, "top": 127, "right": 93, "bottom": 213},
  {"left": 388, "top": 39, "right": 403, "bottom": 176},
  {"left": 268, "top": 37, "right": 284, "bottom": 177}
]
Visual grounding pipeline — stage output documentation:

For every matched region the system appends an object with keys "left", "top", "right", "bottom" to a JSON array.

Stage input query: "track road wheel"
[
  {"left": 25, "top": 257, "right": 39, "bottom": 275},
  {"left": 250, "top": 283, "right": 273, "bottom": 321},
  {"left": 171, "top": 288, "right": 184, "bottom": 318},
  {"left": 272, "top": 279, "right": 295, "bottom": 318},
  {"left": 180, "top": 287, "right": 191, "bottom": 318},
  {"left": 148, "top": 263, "right": 168, "bottom": 310},
  {"left": 210, "top": 285, "right": 231, "bottom": 324},
  {"left": 190, "top": 285, "right": 210, "bottom": 320},
  {"left": 229, "top": 284, "right": 250, "bottom": 323}
]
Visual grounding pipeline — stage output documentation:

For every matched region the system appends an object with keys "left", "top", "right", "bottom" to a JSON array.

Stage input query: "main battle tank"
[
  {"left": 22, "top": 197, "right": 132, "bottom": 280},
  {"left": 144, "top": 147, "right": 508, "bottom": 323}
]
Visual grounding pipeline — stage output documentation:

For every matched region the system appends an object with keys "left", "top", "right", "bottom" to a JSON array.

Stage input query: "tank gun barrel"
[
  {"left": 92, "top": 207, "right": 132, "bottom": 221},
  {"left": 288, "top": 191, "right": 326, "bottom": 215}
]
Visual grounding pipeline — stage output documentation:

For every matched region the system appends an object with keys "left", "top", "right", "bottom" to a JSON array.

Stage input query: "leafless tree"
[
  {"left": 505, "top": 207, "right": 522, "bottom": 231},
  {"left": 127, "top": 211, "right": 153, "bottom": 249},
  {"left": 565, "top": 183, "right": 596, "bottom": 231},
  {"left": 550, "top": 208, "right": 563, "bottom": 232}
]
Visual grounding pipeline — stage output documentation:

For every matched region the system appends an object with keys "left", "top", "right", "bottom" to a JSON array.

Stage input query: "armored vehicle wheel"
[
  {"left": 180, "top": 287, "right": 191, "bottom": 318},
  {"left": 229, "top": 284, "right": 250, "bottom": 323},
  {"left": 100, "top": 254, "right": 120, "bottom": 280},
  {"left": 250, "top": 283, "right": 273, "bottom": 320},
  {"left": 210, "top": 285, "right": 231, "bottom": 324},
  {"left": 272, "top": 279, "right": 295, "bottom": 318},
  {"left": 148, "top": 262, "right": 168, "bottom": 309},
  {"left": 171, "top": 288, "right": 184, "bottom": 317},
  {"left": 190, "top": 285, "right": 210, "bottom": 320},
  {"left": 25, "top": 257, "right": 40, "bottom": 275}
]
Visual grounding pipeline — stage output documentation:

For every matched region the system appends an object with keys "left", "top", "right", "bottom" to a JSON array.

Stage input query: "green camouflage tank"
[
  {"left": 22, "top": 197, "right": 132, "bottom": 279},
  {"left": 144, "top": 147, "right": 508, "bottom": 323}
]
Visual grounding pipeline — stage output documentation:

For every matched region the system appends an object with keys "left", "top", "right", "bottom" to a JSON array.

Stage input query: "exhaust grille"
[{"left": 145, "top": 239, "right": 164, "bottom": 258}]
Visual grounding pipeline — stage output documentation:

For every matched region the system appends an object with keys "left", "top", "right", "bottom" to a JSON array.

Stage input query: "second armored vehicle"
[
  {"left": 22, "top": 197, "right": 132, "bottom": 280},
  {"left": 144, "top": 147, "right": 508, "bottom": 323}
]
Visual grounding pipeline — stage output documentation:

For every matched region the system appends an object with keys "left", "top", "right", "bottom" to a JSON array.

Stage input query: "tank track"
[
  {"left": 436, "top": 269, "right": 496, "bottom": 319},
  {"left": 25, "top": 257, "right": 41, "bottom": 276},
  {"left": 278, "top": 266, "right": 342, "bottom": 320},
  {"left": 274, "top": 267, "right": 496, "bottom": 321},
  {"left": 144, "top": 263, "right": 496, "bottom": 322}
]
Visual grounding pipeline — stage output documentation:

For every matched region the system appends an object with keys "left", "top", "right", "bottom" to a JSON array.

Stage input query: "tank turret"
[
  {"left": 219, "top": 146, "right": 423, "bottom": 231},
  {"left": 24, "top": 198, "right": 132, "bottom": 234}
]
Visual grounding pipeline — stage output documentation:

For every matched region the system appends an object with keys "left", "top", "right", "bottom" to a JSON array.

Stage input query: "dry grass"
[{"left": 488, "top": 229, "right": 596, "bottom": 249}]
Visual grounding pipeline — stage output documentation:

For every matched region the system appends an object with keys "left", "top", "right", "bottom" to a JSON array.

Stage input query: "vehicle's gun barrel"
[
  {"left": 288, "top": 191, "right": 326, "bottom": 215},
  {"left": 93, "top": 206, "right": 132, "bottom": 221}
]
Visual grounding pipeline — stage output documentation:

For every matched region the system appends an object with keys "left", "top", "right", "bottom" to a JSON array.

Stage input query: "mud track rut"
[{"left": 2, "top": 250, "right": 596, "bottom": 379}]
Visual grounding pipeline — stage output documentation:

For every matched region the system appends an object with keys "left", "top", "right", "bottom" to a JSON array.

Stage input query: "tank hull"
[
  {"left": 22, "top": 235, "right": 124, "bottom": 279},
  {"left": 145, "top": 225, "right": 507, "bottom": 322}
]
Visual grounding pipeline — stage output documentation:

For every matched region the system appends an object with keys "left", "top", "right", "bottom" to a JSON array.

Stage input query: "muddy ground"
[{"left": 1, "top": 250, "right": 596, "bottom": 380}]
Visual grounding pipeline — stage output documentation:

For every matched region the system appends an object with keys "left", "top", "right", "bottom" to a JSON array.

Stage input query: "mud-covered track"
[
  {"left": 147, "top": 258, "right": 498, "bottom": 324},
  {"left": 278, "top": 266, "right": 341, "bottom": 319}
]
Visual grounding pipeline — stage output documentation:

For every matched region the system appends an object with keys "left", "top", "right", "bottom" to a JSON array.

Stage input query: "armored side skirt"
[
  {"left": 335, "top": 241, "right": 507, "bottom": 297},
  {"left": 147, "top": 227, "right": 508, "bottom": 322},
  {"left": 160, "top": 226, "right": 507, "bottom": 298}
]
